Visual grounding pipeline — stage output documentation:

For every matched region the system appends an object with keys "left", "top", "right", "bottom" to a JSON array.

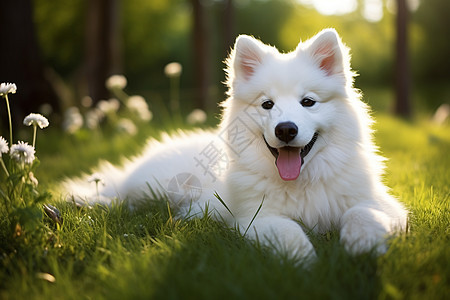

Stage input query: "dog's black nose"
[{"left": 275, "top": 122, "right": 298, "bottom": 143}]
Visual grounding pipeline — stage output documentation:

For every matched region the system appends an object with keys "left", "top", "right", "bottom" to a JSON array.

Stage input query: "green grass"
[{"left": 1, "top": 112, "right": 449, "bottom": 300}]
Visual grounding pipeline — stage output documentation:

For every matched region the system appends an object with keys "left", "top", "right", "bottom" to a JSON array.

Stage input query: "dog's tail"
[
  {"left": 60, "top": 160, "right": 130, "bottom": 206},
  {"left": 60, "top": 129, "right": 222, "bottom": 208}
]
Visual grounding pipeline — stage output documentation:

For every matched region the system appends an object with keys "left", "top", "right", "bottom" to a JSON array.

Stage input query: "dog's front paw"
[
  {"left": 242, "top": 216, "right": 317, "bottom": 262},
  {"left": 340, "top": 207, "right": 391, "bottom": 255},
  {"left": 340, "top": 226, "right": 388, "bottom": 255}
]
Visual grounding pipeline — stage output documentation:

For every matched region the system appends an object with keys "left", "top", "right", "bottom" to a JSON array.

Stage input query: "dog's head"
[{"left": 223, "top": 29, "right": 359, "bottom": 181}]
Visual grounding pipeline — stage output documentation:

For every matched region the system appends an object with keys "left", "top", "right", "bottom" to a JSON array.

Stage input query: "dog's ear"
[
  {"left": 304, "top": 29, "right": 347, "bottom": 76},
  {"left": 230, "top": 35, "right": 266, "bottom": 81}
]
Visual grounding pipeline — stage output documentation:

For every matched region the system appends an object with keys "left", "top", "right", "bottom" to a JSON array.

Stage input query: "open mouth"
[{"left": 264, "top": 132, "right": 319, "bottom": 181}]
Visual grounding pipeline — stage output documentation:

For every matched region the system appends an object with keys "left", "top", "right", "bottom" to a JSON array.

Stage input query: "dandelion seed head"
[
  {"left": 63, "top": 107, "right": 83, "bottom": 134},
  {"left": 0, "top": 82, "right": 17, "bottom": 96},
  {"left": 0, "top": 136, "right": 9, "bottom": 157},
  {"left": 106, "top": 75, "right": 127, "bottom": 90},
  {"left": 117, "top": 118, "right": 137, "bottom": 136},
  {"left": 164, "top": 62, "right": 182, "bottom": 78},
  {"left": 88, "top": 173, "right": 105, "bottom": 185},
  {"left": 187, "top": 109, "right": 207, "bottom": 125},
  {"left": 127, "top": 96, "right": 153, "bottom": 121},
  {"left": 137, "top": 109, "right": 153, "bottom": 122},
  {"left": 97, "top": 98, "right": 120, "bottom": 114},
  {"left": 10, "top": 141, "right": 36, "bottom": 164},
  {"left": 85, "top": 108, "right": 104, "bottom": 129},
  {"left": 127, "top": 95, "right": 147, "bottom": 110},
  {"left": 23, "top": 113, "right": 49, "bottom": 129}
]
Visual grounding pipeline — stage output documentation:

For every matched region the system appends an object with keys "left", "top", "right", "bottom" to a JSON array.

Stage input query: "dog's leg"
[
  {"left": 239, "top": 215, "right": 316, "bottom": 261},
  {"left": 340, "top": 204, "right": 404, "bottom": 255}
]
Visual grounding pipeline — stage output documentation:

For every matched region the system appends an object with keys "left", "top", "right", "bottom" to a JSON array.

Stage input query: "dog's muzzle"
[{"left": 264, "top": 132, "right": 319, "bottom": 181}]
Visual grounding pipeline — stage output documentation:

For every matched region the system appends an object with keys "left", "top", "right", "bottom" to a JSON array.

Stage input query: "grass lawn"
[{"left": 0, "top": 109, "right": 449, "bottom": 299}]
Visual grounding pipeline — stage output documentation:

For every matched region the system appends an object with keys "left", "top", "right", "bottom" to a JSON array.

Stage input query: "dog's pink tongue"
[{"left": 276, "top": 148, "right": 302, "bottom": 181}]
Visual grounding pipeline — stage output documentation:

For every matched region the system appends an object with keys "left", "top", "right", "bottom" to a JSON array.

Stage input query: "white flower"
[
  {"left": 88, "top": 173, "right": 105, "bottom": 185},
  {"left": 164, "top": 62, "right": 182, "bottom": 78},
  {"left": 127, "top": 95, "right": 153, "bottom": 121},
  {"left": 85, "top": 109, "right": 104, "bottom": 129},
  {"left": 63, "top": 107, "right": 83, "bottom": 134},
  {"left": 117, "top": 118, "right": 137, "bottom": 136},
  {"left": 23, "top": 113, "right": 49, "bottom": 129},
  {"left": 0, "top": 136, "right": 9, "bottom": 157},
  {"left": 127, "top": 95, "right": 147, "bottom": 110},
  {"left": 137, "top": 109, "right": 153, "bottom": 122},
  {"left": 0, "top": 82, "right": 17, "bottom": 96},
  {"left": 97, "top": 98, "right": 120, "bottom": 115},
  {"left": 10, "top": 141, "right": 36, "bottom": 164},
  {"left": 187, "top": 109, "right": 207, "bottom": 125},
  {"left": 106, "top": 75, "right": 127, "bottom": 90}
]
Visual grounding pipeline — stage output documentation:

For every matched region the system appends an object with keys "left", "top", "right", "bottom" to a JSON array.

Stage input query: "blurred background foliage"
[{"left": 1, "top": 0, "right": 450, "bottom": 126}]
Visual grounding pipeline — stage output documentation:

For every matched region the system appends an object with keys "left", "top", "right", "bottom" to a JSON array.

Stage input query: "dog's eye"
[
  {"left": 300, "top": 97, "right": 316, "bottom": 107},
  {"left": 261, "top": 100, "right": 274, "bottom": 110}
]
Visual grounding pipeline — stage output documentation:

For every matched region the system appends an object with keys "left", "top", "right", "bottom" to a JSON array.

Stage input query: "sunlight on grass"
[
  {"left": 1, "top": 111, "right": 448, "bottom": 299},
  {"left": 371, "top": 114, "right": 449, "bottom": 299}
]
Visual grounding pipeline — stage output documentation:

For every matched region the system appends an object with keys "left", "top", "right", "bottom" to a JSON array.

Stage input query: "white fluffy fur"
[{"left": 64, "top": 29, "right": 407, "bottom": 260}]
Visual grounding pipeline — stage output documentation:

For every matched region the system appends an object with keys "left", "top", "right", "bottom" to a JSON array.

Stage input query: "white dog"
[{"left": 65, "top": 29, "right": 407, "bottom": 260}]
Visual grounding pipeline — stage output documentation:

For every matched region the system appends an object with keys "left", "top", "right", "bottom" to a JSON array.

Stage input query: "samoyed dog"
[{"left": 65, "top": 29, "right": 407, "bottom": 260}]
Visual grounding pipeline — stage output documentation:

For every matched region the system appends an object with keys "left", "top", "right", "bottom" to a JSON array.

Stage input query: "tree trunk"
[
  {"left": 85, "top": 0, "right": 122, "bottom": 103},
  {"left": 191, "top": 0, "right": 210, "bottom": 110},
  {"left": 0, "top": 0, "right": 59, "bottom": 127},
  {"left": 394, "top": 0, "right": 412, "bottom": 117},
  {"left": 223, "top": 0, "right": 235, "bottom": 53}
]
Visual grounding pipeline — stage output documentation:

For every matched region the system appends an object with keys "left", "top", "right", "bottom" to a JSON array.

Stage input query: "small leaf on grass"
[
  {"left": 43, "top": 204, "right": 62, "bottom": 225},
  {"left": 36, "top": 272, "right": 56, "bottom": 283}
]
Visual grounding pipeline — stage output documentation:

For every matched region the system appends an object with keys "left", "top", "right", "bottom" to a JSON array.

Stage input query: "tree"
[
  {"left": 223, "top": 0, "right": 235, "bottom": 54},
  {"left": 394, "top": 0, "right": 412, "bottom": 117},
  {"left": 0, "top": 0, "right": 59, "bottom": 127},
  {"left": 191, "top": 0, "right": 210, "bottom": 110},
  {"left": 85, "top": 0, "right": 122, "bottom": 103}
]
